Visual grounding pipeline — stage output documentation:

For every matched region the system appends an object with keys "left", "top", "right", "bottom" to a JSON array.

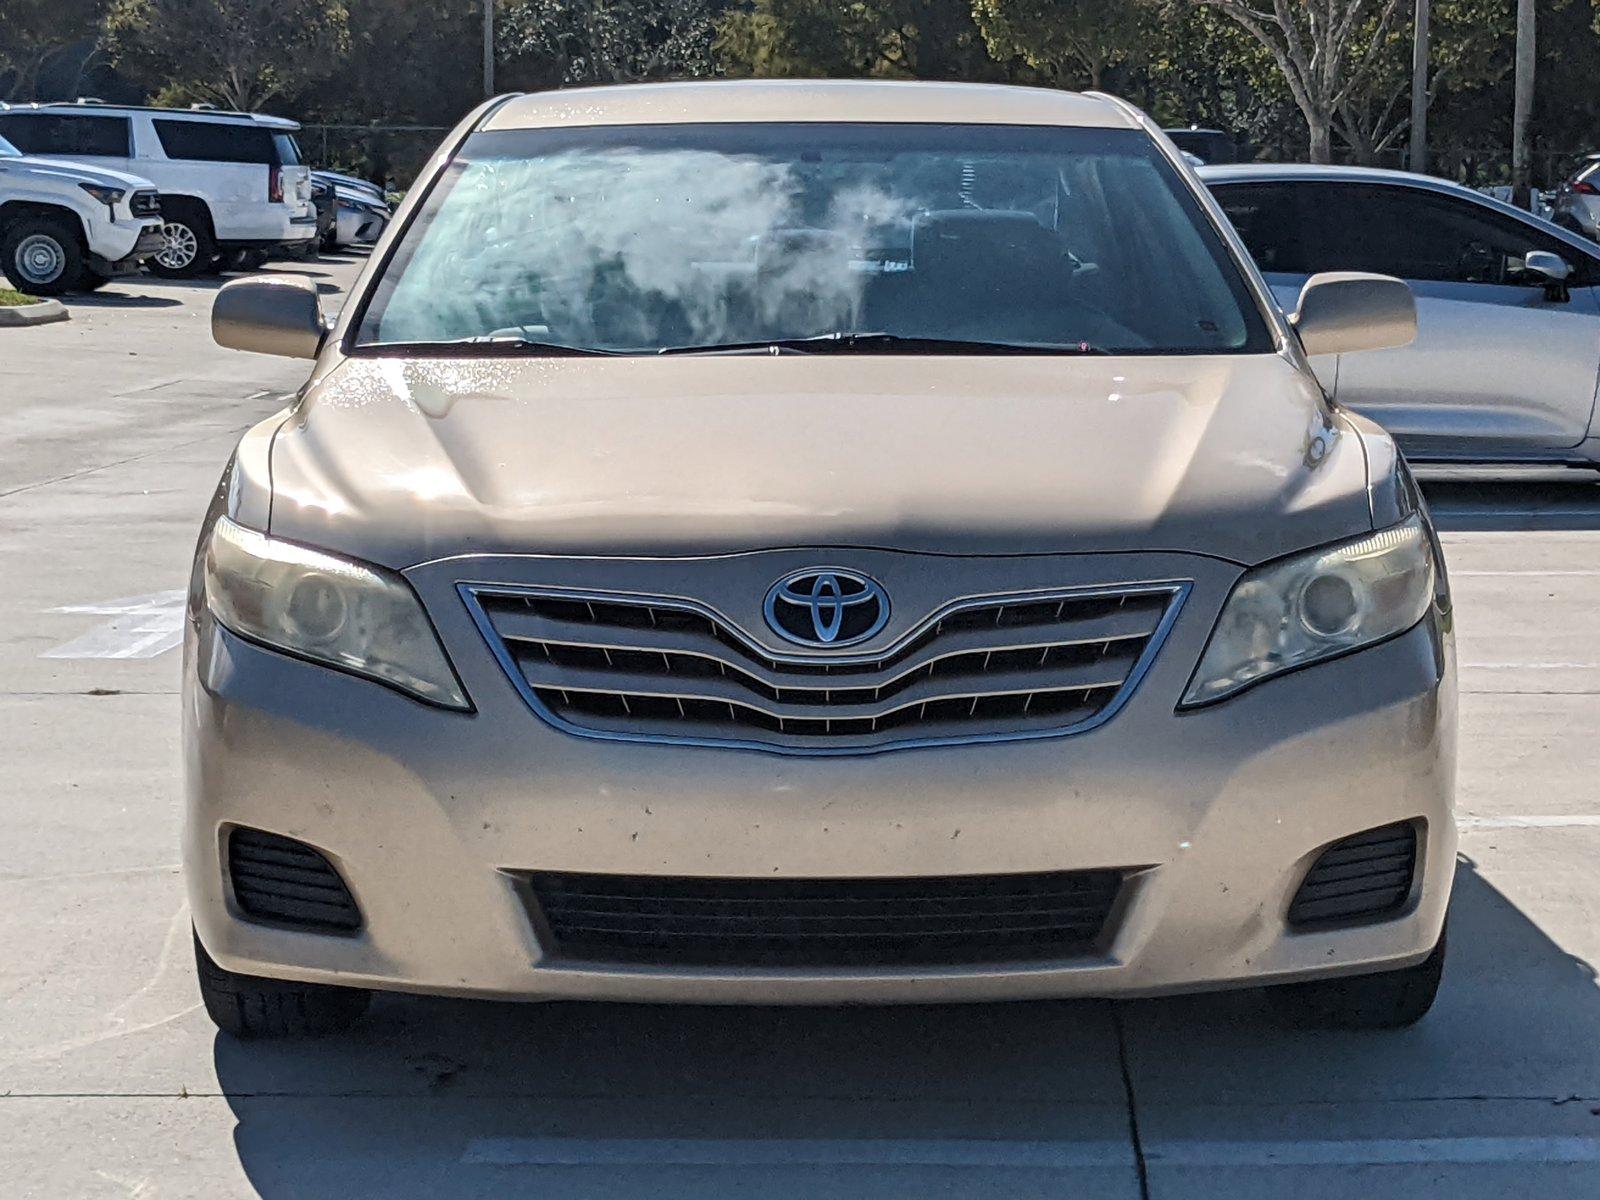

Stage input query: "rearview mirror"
[
  {"left": 212, "top": 275, "right": 326, "bottom": 359},
  {"left": 1291, "top": 272, "right": 1416, "bottom": 357}
]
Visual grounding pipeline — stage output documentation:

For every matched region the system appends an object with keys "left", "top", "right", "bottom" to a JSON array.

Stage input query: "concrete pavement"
[{"left": 1, "top": 267, "right": 1597, "bottom": 1198}]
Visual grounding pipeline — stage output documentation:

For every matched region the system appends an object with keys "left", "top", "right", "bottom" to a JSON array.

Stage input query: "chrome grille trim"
[{"left": 461, "top": 581, "right": 1189, "bottom": 755}]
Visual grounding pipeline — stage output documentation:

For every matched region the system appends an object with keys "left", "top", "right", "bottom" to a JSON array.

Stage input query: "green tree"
[
  {"left": 971, "top": 0, "right": 1147, "bottom": 89},
  {"left": 103, "top": 0, "right": 349, "bottom": 111},
  {"left": 1334, "top": 0, "right": 1509, "bottom": 164},
  {"left": 1139, "top": 2, "right": 1299, "bottom": 155},
  {"left": 1184, "top": 0, "right": 1403, "bottom": 162},
  {"left": 0, "top": 0, "right": 103, "bottom": 100},
  {"left": 499, "top": 0, "right": 719, "bottom": 85},
  {"left": 716, "top": 0, "right": 999, "bottom": 80}
]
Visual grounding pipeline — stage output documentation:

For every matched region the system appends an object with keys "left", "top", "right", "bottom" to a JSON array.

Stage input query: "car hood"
[
  {"left": 266, "top": 353, "right": 1375, "bottom": 569},
  {"left": 8, "top": 154, "right": 155, "bottom": 192}
]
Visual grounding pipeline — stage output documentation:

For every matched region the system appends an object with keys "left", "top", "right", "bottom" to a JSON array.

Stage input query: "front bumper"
[
  {"left": 334, "top": 207, "right": 387, "bottom": 245},
  {"left": 185, "top": 548, "right": 1456, "bottom": 1005},
  {"left": 84, "top": 218, "right": 165, "bottom": 275}
]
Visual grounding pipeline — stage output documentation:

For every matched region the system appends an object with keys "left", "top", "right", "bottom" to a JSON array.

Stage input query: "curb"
[{"left": 0, "top": 299, "right": 69, "bottom": 327}]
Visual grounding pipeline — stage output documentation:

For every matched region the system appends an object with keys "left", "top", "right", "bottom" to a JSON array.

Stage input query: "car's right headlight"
[
  {"left": 203, "top": 516, "right": 469, "bottom": 709},
  {"left": 1182, "top": 515, "right": 1437, "bottom": 707}
]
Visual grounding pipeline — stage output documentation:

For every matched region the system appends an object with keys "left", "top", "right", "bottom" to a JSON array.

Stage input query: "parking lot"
[{"left": 3, "top": 260, "right": 1599, "bottom": 1198}]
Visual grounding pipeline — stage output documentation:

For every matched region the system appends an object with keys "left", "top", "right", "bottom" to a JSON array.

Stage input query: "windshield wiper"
[
  {"left": 656, "top": 332, "right": 1111, "bottom": 356},
  {"left": 354, "top": 336, "right": 617, "bottom": 357}
]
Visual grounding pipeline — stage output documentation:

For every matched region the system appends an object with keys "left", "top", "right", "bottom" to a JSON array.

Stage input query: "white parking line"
[
  {"left": 1462, "top": 662, "right": 1600, "bottom": 670},
  {"left": 461, "top": 1137, "right": 1133, "bottom": 1168},
  {"left": 1452, "top": 570, "right": 1600, "bottom": 577},
  {"left": 460, "top": 1135, "right": 1600, "bottom": 1169},
  {"left": 40, "top": 590, "right": 186, "bottom": 660},
  {"left": 1433, "top": 509, "right": 1600, "bottom": 518},
  {"left": 1459, "top": 815, "right": 1600, "bottom": 830},
  {"left": 1147, "top": 1136, "right": 1600, "bottom": 1167}
]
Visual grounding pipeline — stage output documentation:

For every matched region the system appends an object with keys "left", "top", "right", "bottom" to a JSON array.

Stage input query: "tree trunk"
[
  {"left": 1308, "top": 114, "right": 1333, "bottom": 164},
  {"left": 1511, "top": 0, "right": 1535, "bottom": 207}
]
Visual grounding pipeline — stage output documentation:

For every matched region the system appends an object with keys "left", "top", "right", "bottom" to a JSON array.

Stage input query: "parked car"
[
  {"left": 310, "top": 175, "right": 336, "bottom": 251},
  {"left": 314, "top": 169, "right": 388, "bottom": 202},
  {"left": 0, "top": 101, "right": 316, "bottom": 278},
  {"left": 1164, "top": 126, "right": 1243, "bottom": 165},
  {"left": 1204, "top": 163, "right": 1600, "bottom": 467},
  {"left": 0, "top": 130, "right": 163, "bottom": 294},
  {"left": 312, "top": 171, "right": 390, "bottom": 249},
  {"left": 188, "top": 81, "right": 1453, "bottom": 1039},
  {"left": 1549, "top": 154, "right": 1600, "bottom": 240}
]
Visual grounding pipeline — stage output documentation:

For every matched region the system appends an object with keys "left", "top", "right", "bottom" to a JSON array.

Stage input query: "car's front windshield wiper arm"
[
  {"left": 355, "top": 336, "right": 618, "bottom": 358},
  {"left": 656, "top": 332, "right": 1111, "bottom": 356}
]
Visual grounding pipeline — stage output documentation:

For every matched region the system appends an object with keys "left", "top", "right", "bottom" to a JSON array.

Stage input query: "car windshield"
[
  {"left": 0, "top": 135, "right": 19, "bottom": 158},
  {"left": 352, "top": 122, "right": 1273, "bottom": 356}
]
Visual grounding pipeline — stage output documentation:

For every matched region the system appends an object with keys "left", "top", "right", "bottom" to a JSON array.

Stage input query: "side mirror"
[
  {"left": 1523, "top": 250, "right": 1572, "bottom": 302},
  {"left": 1524, "top": 250, "right": 1571, "bottom": 281},
  {"left": 1291, "top": 271, "right": 1416, "bottom": 357},
  {"left": 212, "top": 274, "right": 326, "bottom": 359}
]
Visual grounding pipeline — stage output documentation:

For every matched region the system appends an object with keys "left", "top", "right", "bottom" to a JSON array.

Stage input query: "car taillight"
[{"left": 269, "top": 165, "right": 283, "bottom": 203}]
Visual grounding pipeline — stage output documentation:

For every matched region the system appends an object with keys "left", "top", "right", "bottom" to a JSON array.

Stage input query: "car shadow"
[
  {"left": 61, "top": 293, "right": 184, "bottom": 309},
  {"left": 212, "top": 856, "right": 1598, "bottom": 1197},
  {"left": 1418, "top": 469, "right": 1600, "bottom": 532}
]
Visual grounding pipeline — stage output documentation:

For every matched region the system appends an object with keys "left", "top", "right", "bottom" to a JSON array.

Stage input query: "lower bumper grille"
[
  {"left": 526, "top": 869, "right": 1124, "bottom": 967},
  {"left": 1288, "top": 822, "right": 1418, "bottom": 927},
  {"left": 227, "top": 827, "right": 361, "bottom": 933}
]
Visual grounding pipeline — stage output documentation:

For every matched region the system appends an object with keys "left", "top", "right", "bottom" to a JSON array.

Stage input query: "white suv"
[
  {"left": 0, "top": 132, "right": 163, "bottom": 294},
  {"left": 0, "top": 102, "right": 315, "bottom": 277}
]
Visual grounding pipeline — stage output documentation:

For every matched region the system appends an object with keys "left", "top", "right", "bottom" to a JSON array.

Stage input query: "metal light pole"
[
  {"left": 483, "top": 0, "right": 496, "bottom": 98},
  {"left": 1408, "top": 0, "right": 1429, "bottom": 174},
  {"left": 1511, "top": 0, "right": 1535, "bottom": 207}
]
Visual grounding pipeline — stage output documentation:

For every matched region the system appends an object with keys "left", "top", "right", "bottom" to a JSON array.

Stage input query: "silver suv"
[{"left": 185, "top": 82, "right": 1454, "bottom": 1039}]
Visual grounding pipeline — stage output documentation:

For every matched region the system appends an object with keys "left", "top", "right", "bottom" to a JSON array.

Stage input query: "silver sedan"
[{"left": 1203, "top": 163, "right": 1600, "bottom": 469}]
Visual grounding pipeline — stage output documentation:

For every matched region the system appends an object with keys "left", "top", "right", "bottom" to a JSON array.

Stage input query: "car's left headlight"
[
  {"left": 1182, "top": 515, "right": 1437, "bottom": 707},
  {"left": 203, "top": 516, "right": 470, "bottom": 709},
  {"left": 78, "top": 182, "right": 126, "bottom": 209}
]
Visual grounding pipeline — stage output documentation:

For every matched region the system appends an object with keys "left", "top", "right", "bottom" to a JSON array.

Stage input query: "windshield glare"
[
  {"left": 353, "top": 122, "right": 1272, "bottom": 356},
  {"left": 0, "top": 135, "right": 19, "bottom": 158}
]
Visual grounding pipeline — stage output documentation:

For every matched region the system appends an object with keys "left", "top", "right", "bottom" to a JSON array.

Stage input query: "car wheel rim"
[
  {"left": 15, "top": 234, "right": 66, "bottom": 285},
  {"left": 156, "top": 222, "right": 198, "bottom": 270}
]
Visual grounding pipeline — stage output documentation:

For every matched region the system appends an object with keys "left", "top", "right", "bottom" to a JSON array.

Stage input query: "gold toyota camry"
[{"left": 185, "top": 81, "right": 1455, "bottom": 1037}]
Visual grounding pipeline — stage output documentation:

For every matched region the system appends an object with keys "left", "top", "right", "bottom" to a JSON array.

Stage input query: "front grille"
[
  {"left": 466, "top": 583, "right": 1183, "bottom": 752},
  {"left": 527, "top": 869, "right": 1125, "bottom": 966},
  {"left": 1288, "top": 822, "right": 1418, "bottom": 927},
  {"left": 227, "top": 827, "right": 360, "bottom": 933},
  {"left": 130, "top": 189, "right": 161, "bottom": 218}
]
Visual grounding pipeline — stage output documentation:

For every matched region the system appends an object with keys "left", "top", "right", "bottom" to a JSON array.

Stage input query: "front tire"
[
  {"left": 194, "top": 930, "right": 371, "bottom": 1038},
  {"left": 1265, "top": 927, "right": 1446, "bottom": 1029},
  {"left": 148, "top": 211, "right": 217, "bottom": 278},
  {"left": 1, "top": 215, "right": 86, "bottom": 295}
]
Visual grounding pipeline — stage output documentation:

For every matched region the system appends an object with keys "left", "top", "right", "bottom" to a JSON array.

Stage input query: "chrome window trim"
[{"left": 458, "top": 578, "right": 1192, "bottom": 756}]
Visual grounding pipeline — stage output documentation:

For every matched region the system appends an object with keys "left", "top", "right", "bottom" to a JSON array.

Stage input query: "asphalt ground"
[{"left": 2, "top": 260, "right": 1598, "bottom": 1198}]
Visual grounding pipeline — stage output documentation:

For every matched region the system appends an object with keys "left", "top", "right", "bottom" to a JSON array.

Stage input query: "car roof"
[
  {"left": 1195, "top": 161, "right": 1528, "bottom": 208},
  {"left": 12, "top": 101, "right": 299, "bottom": 130},
  {"left": 1197, "top": 161, "right": 1600, "bottom": 257},
  {"left": 1195, "top": 162, "right": 1476, "bottom": 190},
  {"left": 482, "top": 81, "right": 1140, "bottom": 133}
]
